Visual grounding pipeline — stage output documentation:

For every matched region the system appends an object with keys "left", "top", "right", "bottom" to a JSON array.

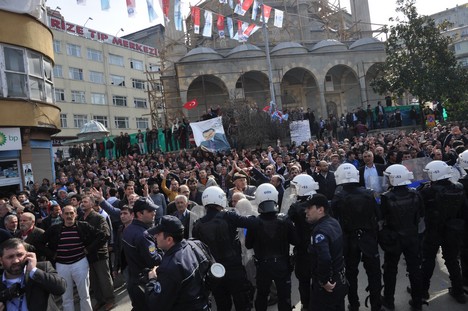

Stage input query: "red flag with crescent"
[{"left": 184, "top": 99, "right": 198, "bottom": 110}]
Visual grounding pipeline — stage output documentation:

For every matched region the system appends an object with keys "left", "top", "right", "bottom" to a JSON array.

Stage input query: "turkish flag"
[
  {"left": 184, "top": 99, "right": 198, "bottom": 110},
  {"left": 262, "top": 105, "right": 270, "bottom": 112}
]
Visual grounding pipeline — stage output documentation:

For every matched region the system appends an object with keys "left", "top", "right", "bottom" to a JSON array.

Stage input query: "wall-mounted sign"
[{"left": 0, "top": 128, "right": 22, "bottom": 151}]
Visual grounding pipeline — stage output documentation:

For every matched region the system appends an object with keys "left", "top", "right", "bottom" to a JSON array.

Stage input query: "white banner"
[
  {"left": 190, "top": 117, "right": 230, "bottom": 153},
  {"left": 274, "top": 9, "right": 284, "bottom": 28},
  {"left": 0, "top": 128, "right": 22, "bottom": 151},
  {"left": 203, "top": 11, "right": 213, "bottom": 37},
  {"left": 289, "top": 120, "right": 311, "bottom": 145},
  {"left": 0, "top": 0, "right": 44, "bottom": 20}
]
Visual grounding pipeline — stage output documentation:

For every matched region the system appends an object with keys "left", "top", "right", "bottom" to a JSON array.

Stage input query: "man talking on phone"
[{"left": 0, "top": 238, "right": 66, "bottom": 311}]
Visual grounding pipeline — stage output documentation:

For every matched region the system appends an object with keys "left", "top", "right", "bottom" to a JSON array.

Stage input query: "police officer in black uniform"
[
  {"left": 331, "top": 164, "right": 382, "bottom": 311},
  {"left": 145, "top": 215, "right": 212, "bottom": 310},
  {"left": 420, "top": 160, "right": 467, "bottom": 303},
  {"left": 245, "top": 183, "right": 298, "bottom": 311},
  {"left": 122, "top": 198, "right": 162, "bottom": 311},
  {"left": 288, "top": 174, "right": 320, "bottom": 310},
  {"left": 192, "top": 186, "right": 256, "bottom": 311},
  {"left": 380, "top": 165, "right": 424, "bottom": 310},
  {"left": 457, "top": 150, "right": 468, "bottom": 290},
  {"left": 305, "top": 193, "right": 348, "bottom": 311}
]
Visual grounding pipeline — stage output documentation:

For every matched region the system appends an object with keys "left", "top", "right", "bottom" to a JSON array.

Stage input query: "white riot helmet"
[
  {"left": 458, "top": 150, "right": 468, "bottom": 169},
  {"left": 202, "top": 186, "right": 227, "bottom": 208},
  {"left": 384, "top": 164, "right": 414, "bottom": 186},
  {"left": 334, "top": 163, "right": 360, "bottom": 185},
  {"left": 423, "top": 160, "right": 453, "bottom": 181},
  {"left": 291, "top": 174, "right": 319, "bottom": 197},
  {"left": 255, "top": 183, "right": 278, "bottom": 213}
]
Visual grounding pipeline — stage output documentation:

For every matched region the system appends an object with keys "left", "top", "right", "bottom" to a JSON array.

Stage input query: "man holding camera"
[{"left": 0, "top": 238, "right": 66, "bottom": 311}]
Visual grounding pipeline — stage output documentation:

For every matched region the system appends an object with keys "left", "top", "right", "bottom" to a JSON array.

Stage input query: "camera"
[{"left": 0, "top": 283, "right": 25, "bottom": 302}]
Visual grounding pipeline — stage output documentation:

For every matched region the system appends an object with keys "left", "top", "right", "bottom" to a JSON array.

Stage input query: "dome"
[
  {"left": 226, "top": 44, "right": 265, "bottom": 58},
  {"left": 77, "top": 120, "right": 109, "bottom": 136},
  {"left": 349, "top": 37, "right": 385, "bottom": 51},
  {"left": 310, "top": 39, "right": 347, "bottom": 52},
  {"left": 180, "top": 47, "right": 223, "bottom": 62},
  {"left": 271, "top": 42, "right": 308, "bottom": 55}
]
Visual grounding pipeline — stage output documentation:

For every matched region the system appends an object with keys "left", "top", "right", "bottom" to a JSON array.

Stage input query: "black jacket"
[{"left": 0, "top": 261, "right": 66, "bottom": 311}]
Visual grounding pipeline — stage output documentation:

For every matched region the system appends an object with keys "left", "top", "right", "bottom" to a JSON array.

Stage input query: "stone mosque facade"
[{"left": 125, "top": 0, "right": 387, "bottom": 122}]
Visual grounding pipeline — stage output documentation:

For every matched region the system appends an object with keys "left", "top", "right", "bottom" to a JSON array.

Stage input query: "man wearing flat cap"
[
  {"left": 123, "top": 198, "right": 163, "bottom": 311},
  {"left": 227, "top": 172, "right": 257, "bottom": 204},
  {"left": 145, "top": 215, "right": 213, "bottom": 311},
  {"left": 304, "top": 194, "right": 347, "bottom": 311}
]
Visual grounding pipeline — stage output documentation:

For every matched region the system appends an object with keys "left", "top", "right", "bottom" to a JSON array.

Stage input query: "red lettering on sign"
[
  {"left": 50, "top": 18, "right": 61, "bottom": 29},
  {"left": 76, "top": 26, "right": 84, "bottom": 35},
  {"left": 129, "top": 42, "right": 135, "bottom": 49},
  {"left": 101, "top": 34, "right": 108, "bottom": 41},
  {"left": 89, "top": 30, "right": 96, "bottom": 38},
  {"left": 66, "top": 23, "right": 75, "bottom": 33}
]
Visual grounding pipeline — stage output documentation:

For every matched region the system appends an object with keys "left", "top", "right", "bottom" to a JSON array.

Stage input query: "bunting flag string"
[
  {"left": 217, "top": 15, "right": 226, "bottom": 39},
  {"left": 203, "top": 11, "right": 213, "bottom": 37},
  {"left": 274, "top": 9, "right": 284, "bottom": 28},
  {"left": 147, "top": 0, "right": 158, "bottom": 22},
  {"left": 174, "top": 0, "right": 183, "bottom": 31},
  {"left": 77, "top": 0, "right": 86, "bottom": 5},
  {"left": 192, "top": 6, "right": 201, "bottom": 34},
  {"left": 251, "top": 0, "right": 260, "bottom": 20},
  {"left": 227, "top": 17, "right": 234, "bottom": 38},
  {"left": 260, "top": 5, "right": 272, "bottom": 23}
]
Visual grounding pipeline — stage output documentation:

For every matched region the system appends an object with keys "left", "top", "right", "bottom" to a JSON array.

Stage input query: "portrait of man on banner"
[{"left": 190, "top": 117, "right": 230, "bottom": 153}]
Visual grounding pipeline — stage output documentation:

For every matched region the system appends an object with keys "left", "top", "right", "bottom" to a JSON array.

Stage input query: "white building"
[{"left": 49, "top": 10, "right": 161, "bottom": 143}]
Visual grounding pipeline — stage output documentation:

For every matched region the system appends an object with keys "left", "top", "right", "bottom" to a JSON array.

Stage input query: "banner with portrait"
[{"left": 190, "top": 117, "right": 231, "bottom": 153}]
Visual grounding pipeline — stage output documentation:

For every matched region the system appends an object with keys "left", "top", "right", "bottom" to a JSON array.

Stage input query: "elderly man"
[
  {"left": 16, "top": 212, "right": 47, "bottom": 261},
  {"left": 172, "top": 195, "right": 199, "bottom": 239},
  {"left": 358, "top": 151, "right": 385, "bottom": 191},
  {"left": 4, "top": 214, "right": 18, "bottom": 235},
  {"left": 166, "top": 185, "right": 199, "bottom": 215},
  {"left": 227, "top": 172, "right": 257, "bottom": 203}
]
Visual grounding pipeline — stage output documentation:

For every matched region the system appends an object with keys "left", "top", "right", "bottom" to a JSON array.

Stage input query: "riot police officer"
[
  {"left": 331, "top": 163, "right": 382, "bottom": 311},
  {"left": 457, "top": 150, "right": 468, "bottom": 289},
  {"left": 192, "top": 186, "right": 256, "bottom": 311},
  {"left": 420, "top": 160, "right": 467, "bottom": 303},
  {"left": 305, "top": 193, "right": 348, "bottom": 311},
  {"left": 145, "top": 215, "right": 212, "bottom": 310},
  {"left": 380, "top": 165, "right": 424, "bottom": 310},
  {"left": 245, "top": 183, "right": 298, "bottom": 311},
  {"left": 288, "top": 174, "right": 320, "bottom": 310}
]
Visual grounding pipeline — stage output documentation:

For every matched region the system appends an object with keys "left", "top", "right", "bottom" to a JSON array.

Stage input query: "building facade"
[
  {"left": 0, "top": 5, "right": 60, "bottom": 196},
  {"left": 49, "top": 11, "right": 161, "bottom": 143}
]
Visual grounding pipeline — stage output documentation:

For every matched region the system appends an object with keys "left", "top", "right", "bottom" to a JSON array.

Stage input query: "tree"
[{"left": 371, "top": 0, "right": 468, "bottom": 123}]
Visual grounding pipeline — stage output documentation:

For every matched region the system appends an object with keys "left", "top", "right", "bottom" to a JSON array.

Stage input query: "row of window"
[
  {"left": 53, "top": 40, "right": 160, "bottom": 71},
  {"left": 61, "top": 114, "right": 149, "bottom": 130},
  {"left": 53, "top": 65, "right": 150, "bottom": 89},
  {"left": 0, "top": 45, "right": 54, "bottom": 103},
  {"left": 54, "top": 89, "right": 148, "bottom": 107}
]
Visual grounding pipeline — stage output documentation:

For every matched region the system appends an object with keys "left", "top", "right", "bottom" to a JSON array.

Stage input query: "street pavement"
[{"left": 88, "top": 249, "right": 466, "bottom": 311}]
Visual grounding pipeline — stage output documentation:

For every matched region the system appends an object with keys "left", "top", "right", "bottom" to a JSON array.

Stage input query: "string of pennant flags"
[{"left": 76, "top": 0, "right": 284, "bottom": 42}]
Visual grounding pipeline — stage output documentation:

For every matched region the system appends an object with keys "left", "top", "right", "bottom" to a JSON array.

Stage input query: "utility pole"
[{"left": 260, "top": 0, "right": 277, "bottom": 110}]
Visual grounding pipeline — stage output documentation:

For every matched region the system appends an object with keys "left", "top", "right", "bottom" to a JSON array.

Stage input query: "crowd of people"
[{"left": 0, "top": 120, "right": 467, "bottom": 310}]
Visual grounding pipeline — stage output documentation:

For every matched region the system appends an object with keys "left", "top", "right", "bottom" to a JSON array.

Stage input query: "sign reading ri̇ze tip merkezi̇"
[
  {"left": 0, "top": 128, "right": 22, "bottom": 151},
  {"left": 49, "top": 16, "right": 159, "bottom": 57}
]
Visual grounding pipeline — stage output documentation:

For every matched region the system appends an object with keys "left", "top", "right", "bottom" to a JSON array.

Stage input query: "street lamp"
[
  {"left": 83, "top": 17, "right": 93, "bottom": 27},
  {"left": 115, "top": 28, "right": 124, "bottom": 37}
]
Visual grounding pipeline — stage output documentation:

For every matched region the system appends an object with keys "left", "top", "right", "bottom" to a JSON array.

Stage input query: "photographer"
[{"left": 0, "top": 238, "right": 66, "bottom": 311}]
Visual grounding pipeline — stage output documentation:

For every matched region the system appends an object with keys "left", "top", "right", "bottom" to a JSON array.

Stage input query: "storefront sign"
[
  {"left": 49, "top": 17, "right": 159, "bottom": 56},
  {"left": 0, "top": 128, "right": 22, "bottom": 151}
]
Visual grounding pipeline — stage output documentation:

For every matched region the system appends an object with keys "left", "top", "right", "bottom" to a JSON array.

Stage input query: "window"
[
  {"left": 114, "top": 117, "right": 129, "bottom": 129},
  {"left": 66, "top": 43, "right": 81, "bottom": 57},
  {"left": 54, "top": 88, "right": 65, "bottom": 102},
  {"left": 69, "top": 67, "right": 83, "bottom": 80},
  {"left": 91, "top": 93, "right": 106, "bottom": 105},
  {"left": 53, "top": 65, "right": 63, "bottom": 78},
  {"left": 73, "top": 114, "right": 88, "bottom": 128},
  {"left": 130, "top": 59, "right": 144, "bottom": 70},
  {"left": 93, "top": 115, "right": 108, "bottom": 127},
  {"left": 4, "top": 46, "right": 27, "bottom": 98},
  {"left": 113, "top": 95, "right": 127, "bottom": 106},
  {"left": 109, "top": 54, "right": 124, "bottom": 66},
  {"left": 71, "top": 90, "right": 86, "bottom": 103},
  {"left": 87, "top": 48, "right": 103, "bottom": 62},
  {"left": 89, "top": 71, "right": 104, "bottom": 84},
  {"left": 110, "top": 75, "right": 125, "bottom": 87},
  {"left": 148, "top": 63, "right": 160, "bottom": 72},
  {"left": 60, "top": 114, "right": 68, "bottom": 128},
  {"left": 155, "top": 82, "right": 163, "bottom": 92},
  {"left": 1, "top": 45, "right": 54, "bottom": 103},
  {"left": 136, "top": 117, "right": 149, "bottom": 129},
  {"left": 134, "top": 98, "right": 147, "bottom": 108},
  {"left": 132, "top": 78, "right": 145, "bottom": 89},
  {"left": 53, "top": 40, "right": 61, "bottom": 53}
]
